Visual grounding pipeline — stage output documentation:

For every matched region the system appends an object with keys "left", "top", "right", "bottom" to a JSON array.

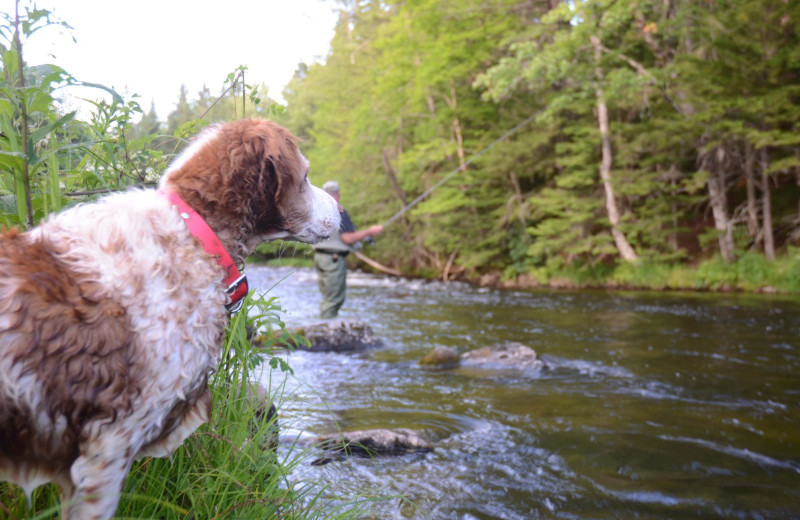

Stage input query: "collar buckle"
[{"left": 224, "top": 273, "right": 249, "bottom": 314}]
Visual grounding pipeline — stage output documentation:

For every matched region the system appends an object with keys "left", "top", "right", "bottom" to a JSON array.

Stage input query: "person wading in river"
[{"left": 314, "top": 180, "right": 383, "bottom": 319}]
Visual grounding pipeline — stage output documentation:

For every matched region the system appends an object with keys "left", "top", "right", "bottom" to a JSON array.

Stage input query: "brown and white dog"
[{"left": 0, "top": 119, "right": 340, "bottom": 519}]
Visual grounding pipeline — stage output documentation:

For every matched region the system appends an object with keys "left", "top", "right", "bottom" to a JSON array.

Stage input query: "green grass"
[
  {"left": 263, "top": 257, "right": 315, "bottom": 268},
  {"left": 520, "top": 251, "right": 800, "bottom": 294},
  {"left": 0, "top": 294, "right": 375, "bottom": 520},
  {"left": 250, "top": 241, "right": 315, "bottom": 268}
]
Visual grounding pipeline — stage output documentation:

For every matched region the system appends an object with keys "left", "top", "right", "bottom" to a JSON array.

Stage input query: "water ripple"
[{"left": 657, "top": 435, "right": 800, "bottom": 474}]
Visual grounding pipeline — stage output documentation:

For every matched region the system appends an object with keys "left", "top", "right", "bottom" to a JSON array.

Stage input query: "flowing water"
[{"left": 248, "top": 265, "right": 800, "bottom": 520}]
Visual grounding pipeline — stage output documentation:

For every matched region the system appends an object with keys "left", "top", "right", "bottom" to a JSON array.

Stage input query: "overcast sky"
[{"left": 17, "top": 0, "right": 339, "bottom": 119}]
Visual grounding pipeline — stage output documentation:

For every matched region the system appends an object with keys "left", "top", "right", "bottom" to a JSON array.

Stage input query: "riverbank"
[
  {"left": 478, "top": 252, "right": 800, "bottom": 294},
  {"left": 258, "top": 250, "right": 800, "bottom": 295}
]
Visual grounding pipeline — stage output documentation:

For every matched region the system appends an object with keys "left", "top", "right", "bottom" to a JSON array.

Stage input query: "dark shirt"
[{"left": 341, "top": 209, "right": 356, "bottom": 234}]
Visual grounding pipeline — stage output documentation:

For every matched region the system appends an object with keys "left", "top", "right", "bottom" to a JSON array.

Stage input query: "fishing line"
[{"left": 382, "top": 111, "right": 540, "bottom": 228}]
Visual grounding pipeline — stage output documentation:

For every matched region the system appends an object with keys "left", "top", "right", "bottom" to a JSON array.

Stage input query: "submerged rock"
[
  {"left": 418, "top": 342, "right": 545, "bottom": 372},
  {"left": 235, "top": 383, "right": 278, "bottom": 450},
  {"left": 418, "top": 345, "right": 460, "bottom": 369},
  {"left": 460, "top": 342, "right": 545, "bottom": 371},
  {"left": 250, "top": 383, "right": 277, "bottom": 423},
  {"left": 313, "top": 428, "right": 433, "bottom": 462},
  {"left": 234, "top": 383, "right": 275, "bottom": 420},
  {"left": 292, "top": 319, "right": 383, "bottom": 352}
]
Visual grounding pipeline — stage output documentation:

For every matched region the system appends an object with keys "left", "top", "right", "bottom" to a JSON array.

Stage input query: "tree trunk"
[
  {"left": 382, "top": 148, "right": 408, "bottom": 207},
  {"left": 442, "top": 248, "right": 458, "bottom": 281},
  {"left": 796, "top": 148, "right": 800, "bottom": 214},
  {"left": 705, "top": 150, "right": 735, "bottom": 262},
  {"left": 662, "top": 0, "right": 674, "bottom": 19},
  {"left": 670, "top": 175, "right": 679, "bottom": 251},
  {"left": 452, "top": 116, "right": 466, "bottom": 172},
  {"left": 744, "top": 143, "right": 760, "bottom": 241},
  {"left": 760, "top": 148, "right": 775, "bottom": 260},
  {"left": 443, "top": 83, "right": 467, "bottom": 172},
  {"left": 592, "top": 36, "right": 638, "bottom": 263}
]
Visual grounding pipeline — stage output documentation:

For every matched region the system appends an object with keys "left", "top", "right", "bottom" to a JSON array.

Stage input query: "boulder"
[
  {"left": 460, "top": 342, "right": 545, "bottom": 371},
  {"left": 314, "top": 428, "right": 433, "bottom": 459},
  {"left": 234, "top": 383, "right": 275, "bottom": 420},
  {"left": 292, "top": 319, "right": 383, "bottom": 352},
  {"left": 249, "top": 383, "right": 277, "bottom": 424},
  {"left": 234, "top": 383, "right": 278, "bottom": 449},
  {"left": 417, "top": 342, "right": 546, "bottom": 372},
  {"left": 418, "top": 345, "right": 460, "bottom": 370}
]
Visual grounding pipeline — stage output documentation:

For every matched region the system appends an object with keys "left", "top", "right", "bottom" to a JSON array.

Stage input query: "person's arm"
[{"left": 341, "top": 225, "right": 383, "bottom": 245}]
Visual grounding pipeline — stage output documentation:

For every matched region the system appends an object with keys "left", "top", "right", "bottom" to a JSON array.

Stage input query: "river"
[{"left": 248, "top": 265, "right": 800, "bottom": 520}]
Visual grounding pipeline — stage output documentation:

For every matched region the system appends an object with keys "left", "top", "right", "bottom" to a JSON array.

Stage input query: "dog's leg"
[
  {"left": 138, "top": 386, "right": 211, "bottom": 458},
  {"left": 63, "top": 431, "right": 136, "bottom": 520}
]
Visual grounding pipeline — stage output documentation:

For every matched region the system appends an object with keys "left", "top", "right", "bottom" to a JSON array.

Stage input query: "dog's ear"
[
  {"left": 257, "top": 151, "right": 283, "bottom": 204},
  {"left": 217, "top": 120, "right": 304, "bottom": 235},
  {"left": 225, "top": 126, "right": 278, "bottom": 208},
  {"left": 243, "top": 124, "right": 305, "bottom": 232}
]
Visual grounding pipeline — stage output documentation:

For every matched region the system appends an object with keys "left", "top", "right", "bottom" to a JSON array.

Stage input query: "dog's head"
[{"left": 159, "top": 119, "right": 340, "bottom": 258}]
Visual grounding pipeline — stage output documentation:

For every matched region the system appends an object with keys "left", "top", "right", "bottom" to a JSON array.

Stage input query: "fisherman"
[{"left": 314, "top": 181, "right": 383, "bottom": 319}]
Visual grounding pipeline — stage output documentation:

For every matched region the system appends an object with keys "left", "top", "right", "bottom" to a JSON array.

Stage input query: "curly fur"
[{"left": 0, "top": 119, "right": 340, "bottom": 519}]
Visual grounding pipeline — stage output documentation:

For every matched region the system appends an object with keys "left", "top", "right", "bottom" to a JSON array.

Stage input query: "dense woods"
[
  {"left": 3, "top": 0, "right": 800, "bottom": 291},
  {"left": 275, "top": 0, "right": 800, "bottom": 290}
]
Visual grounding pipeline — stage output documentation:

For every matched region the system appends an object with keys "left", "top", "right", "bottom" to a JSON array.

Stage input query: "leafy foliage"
[
  {"left": 0, "top": 3, "right": 376, "bottom": 518},
  {"left": 279, "top": 0, "right": 800, "bottom": 290}
]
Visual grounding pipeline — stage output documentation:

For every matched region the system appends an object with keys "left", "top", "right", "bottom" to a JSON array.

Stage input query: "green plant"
[
  {"left": 0, "top": 3, "right": 74, "bottom": 227},
  {"left": 0, "top": 294, "right": 373, "bottom": 519},
  {"left": 0, "top": 1, "right": 148, "bottom": 229}
]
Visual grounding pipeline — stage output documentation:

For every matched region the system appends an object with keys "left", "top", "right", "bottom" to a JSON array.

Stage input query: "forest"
[
  {"left": 3, "top": 0, "right": 800, "bottom": 292},
  {"left": 1, "top": 1, "right": 799, "bottom": 517}
]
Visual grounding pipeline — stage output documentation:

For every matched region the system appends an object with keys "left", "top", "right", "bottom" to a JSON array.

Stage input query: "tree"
[{"left": 285, "top": 0, "right": 800, "bottom": 282}]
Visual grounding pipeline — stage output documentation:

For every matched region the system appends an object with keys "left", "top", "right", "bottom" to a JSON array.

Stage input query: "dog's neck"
[{"left": 159, "top": 189, "right": 249, "bottom": 313}]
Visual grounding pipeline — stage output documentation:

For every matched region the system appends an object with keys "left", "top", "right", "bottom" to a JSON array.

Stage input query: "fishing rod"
[{"left": 382, "top": 111, "right": 541, "bottom": 228}]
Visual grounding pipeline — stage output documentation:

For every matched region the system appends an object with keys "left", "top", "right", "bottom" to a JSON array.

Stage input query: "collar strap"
[{"left": 159, "top": 189, "right": 248, "bottom": 313}]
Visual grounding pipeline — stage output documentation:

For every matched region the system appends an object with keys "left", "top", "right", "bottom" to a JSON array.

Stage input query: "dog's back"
[{"left": 0, "top": 190, "right": 227, "bottom": 517}]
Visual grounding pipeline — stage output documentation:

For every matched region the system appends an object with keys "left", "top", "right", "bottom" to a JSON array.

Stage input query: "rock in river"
[
  {"left": 292, "top": 319, "right": 383, "bottom": 352},
  {"left": 268, "top": 319, "right": 383, "bottom": 352},
  {"left": 460, "top": 342, "right": 545, "bottom": 371},
  {"left": 418, "top": 342, "right": 545, "bottom": 372},
  {"left": 314, "top": 428, "right": 433, "bottom": 460},
  {"left": 418, "top": 345, "right": 460, "bottom": 369}
]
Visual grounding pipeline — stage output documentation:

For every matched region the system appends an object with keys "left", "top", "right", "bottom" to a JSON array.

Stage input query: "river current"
[{"left": 248, "top": 265, "right": 800, "bottom": 520}]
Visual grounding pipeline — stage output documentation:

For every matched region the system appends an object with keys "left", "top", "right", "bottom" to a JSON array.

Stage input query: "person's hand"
[{"left": 368, "top": 225, "right": 384, "bottom": 236}]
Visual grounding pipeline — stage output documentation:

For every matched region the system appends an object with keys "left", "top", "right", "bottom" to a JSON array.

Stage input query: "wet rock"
[
  {"left": 477, "top": 272, "right": 501, "bottom": 287},
  {"left": 236, "top": 383, "right": 278, "bottom": 449},
  {"left": 292, "top": 319, "right": 383, "bottom": 352},
  {"left": 460, "top": 342, "right": 545, "bottom": 371},
  {"left": 418, "top": 343, "right": 546, "bottom": 372},
  {"left": 418, "top": 345, "right": 460, "bottom": 369},
  {"left": 249, "top": 383, "right": 277, "bottom": 423},
  {"left": 313, "top": 428, "right": 433, "bottom": 462}
]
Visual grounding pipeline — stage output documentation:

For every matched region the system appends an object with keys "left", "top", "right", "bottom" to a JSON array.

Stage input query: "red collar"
[{"left": 159, "top": 189, "right": 248, "bottom": 313}]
